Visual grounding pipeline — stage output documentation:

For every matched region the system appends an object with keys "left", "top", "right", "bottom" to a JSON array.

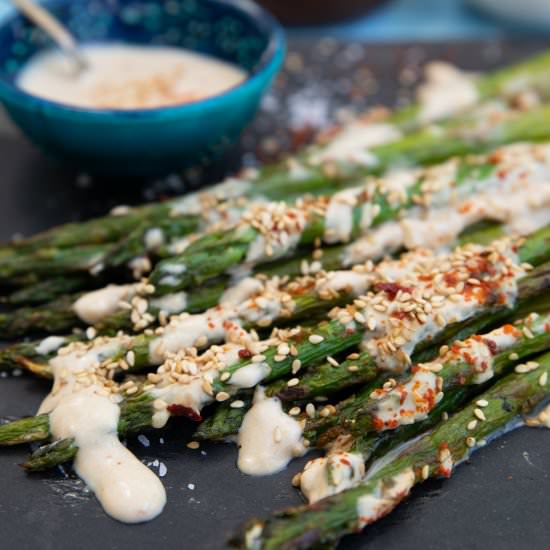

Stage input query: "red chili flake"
[
  {"left": 444, "top": 272, "right": 459, "bottom": 286},
  {"left": 238, "top": 348, "right": 252, "bottom": 359},
  {"left": 167, "top": 404, "right": 202, "bottom": 422},
  {"left": 374, "top": 282, "right": 413, "bottom": 301},
  {"left": 340, "top": 457, "right": 352, "bottom": 467},
  {"left": 290, "top": 125, "right": 315, "bottom": 151},
  {"left": 399, "top": 390, "right": 408, "bottom": 406},
  {"left": 483, "top": 338, "right": 498, "bottom": 356},
  {"left": 372, "top": 417, "right": 384, "bottom": 431},
  {"left": 391, "top": 311, "right": 409, "bottom": 320},
  {"left": 463, "top": 351, "right": 475, "bottom": 365}
]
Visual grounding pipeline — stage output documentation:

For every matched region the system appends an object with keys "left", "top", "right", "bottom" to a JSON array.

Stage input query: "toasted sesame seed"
[
  {"left": 187, "top": 441, "right": 200, "bottom": 450},
  {"left": 289, "top": 406, "right": 301, "bottom": 416},
  {"left": 216, "top": 391, "right": 230, "bottom": 402},
  {"left": 474, "top": 408, "right": 486, "bottom": 421},
  {"left": 309, "top": 334, "right": 324, "bottom": 344},
  {"left": 230, "top": 400, "right": 245, "bottom": 409},
  {"left": 125, "top": 350, "right": 136, "bottom": 367},
  {"left": 467, "top": 420, "right": 478, "bottom": 430},
  {"left": 466, "top": 436, "right": 476, "bottom": 448},
  {"left": 539, "top": 372, "right": 548, "bottom": 386},
  {"left": 291, "top": 359, "right": 302, "bottom": 374},
  {"left": 476, "top": 399, "right": 489, "bottom": 407},
  {"left": 347, "top": 365, "right": 359, "bottom": 372}
]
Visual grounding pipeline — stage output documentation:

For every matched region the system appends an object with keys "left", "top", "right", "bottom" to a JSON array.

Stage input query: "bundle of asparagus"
[{"left": 3, "top": 50, "right": 550, "bottom": 546}]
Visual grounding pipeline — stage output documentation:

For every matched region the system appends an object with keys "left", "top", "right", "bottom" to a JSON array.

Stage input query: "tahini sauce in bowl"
[{"left": 17, "top": 44, "right": 247, "bottom": 110}]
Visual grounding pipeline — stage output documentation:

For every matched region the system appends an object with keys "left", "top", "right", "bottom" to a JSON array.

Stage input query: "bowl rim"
[{"left": 0, "top": 0, "right": 286, "bottom": 120}]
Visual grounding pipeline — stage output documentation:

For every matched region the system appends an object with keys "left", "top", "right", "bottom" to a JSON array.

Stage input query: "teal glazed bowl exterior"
[{"left": 0, "top": 0, "right": 285, "bottom": 176}]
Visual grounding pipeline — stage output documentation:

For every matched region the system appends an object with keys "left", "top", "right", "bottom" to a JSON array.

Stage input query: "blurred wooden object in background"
[{"left": 256, "top": 0, "right": 388, "bottom": 25}]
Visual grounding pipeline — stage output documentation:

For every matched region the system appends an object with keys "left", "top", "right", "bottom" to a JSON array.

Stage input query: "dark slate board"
[{"left": 2, "top": 40, "right": 550, "bottom": 550}]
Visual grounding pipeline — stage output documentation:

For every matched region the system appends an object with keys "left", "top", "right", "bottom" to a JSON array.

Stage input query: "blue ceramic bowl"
[{"left": 0, "top": 0, "right": 285, "bottom": 176}]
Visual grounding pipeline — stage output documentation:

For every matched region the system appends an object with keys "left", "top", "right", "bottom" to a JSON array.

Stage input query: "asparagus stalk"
[
  {"left": 194, "top": 308, "right": 550, "bottom": 442},
  {"left": 149, "top": 135, "right": 550, "bottom": 295},
  {"left": 234, "top": 350, "right": 550, "bottom": 550},
  {"left": 303, "top": 311, "right": 550, "bottom": 447}
]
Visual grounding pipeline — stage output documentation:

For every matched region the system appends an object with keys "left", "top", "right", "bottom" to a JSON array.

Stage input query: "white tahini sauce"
[
  {"left": 300, "top": 452, "right": 365, "bottom": 503},
  {"left": 73, "top": 284, "right": 137, "bottom": 325},
  {"left": 237, "top": 387, "right": 306, "bottom": 475},
  {"left": 17, "top": 44, "right": 247, "bottom": 110},
  {"left": 39, "top": 340, "right": 166, "bottom": 523},
  {"left": 417, "top": 62, "right": 479, "bottom": 123}
]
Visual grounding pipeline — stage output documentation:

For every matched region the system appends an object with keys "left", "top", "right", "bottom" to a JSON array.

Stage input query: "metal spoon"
[{"left": 11, "top": 0, "right": 87, "bottom": 72}]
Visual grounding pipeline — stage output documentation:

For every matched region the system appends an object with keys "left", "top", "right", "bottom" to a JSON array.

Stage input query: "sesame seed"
[
  {"left": 442, "top": 412, "right": 449, "bottom": 421},
  {"left": 523, "top": 326, "right": 535, "bottom": 339},
  {"left": 477, "top": 439, "right": 487, "bottom": 447},
  {"left": 421, "top": 464, "right": 430, "bottom": 480},
  {"left": 187, "top": 441, "right": 200, "bottom": 450},
  {"left": 327, "top": 356, "right": 339, "bottom": 367},
  {"left": 476, "top": 399, "right": 489, "bottom": 407},
  {"left": 86, "top": 327, "right": 97, "bottom": 340},
  {"left": 289, "top": 406, "right": 301, "bottom": 416},
  {"left": 273, "top": 426, "right": 282, "bottom": 443},
  {"left": 125, "top": 350, "right": 135, "bottom": 367},
  {"left": 539, "top": 372, "right": 548, "bottom": 386},
  {"left": 216, "top": 392, "right": 230, "bottom": 402},
  {"left": 306, "top": 403, "right": 316, "bottom": 418},
  {"left": 291, "top": 359, "right": 302, "bottom": 374},
  {"left": 467, "top": 420, "right": 478, "bottom": 430},
  {"left": 474, "top": 408, "right": 486, "bottom": 421},
  {"left": 466, "top": 436, "right": 476, "bottom": 448},
  {"left": 126, "top": 386, "right": 138, "bottom": 395},
  {"left": 508, "top": 352, "right": 519, "bottom": 360},
  {"left": 274, "top": 354, "right": 286, "bottom": 362},
  {"left": 287, "top": 378, "right": 300, "bottom": 387},
  {"left": 220, "top": 372, "right": 231, "bottom": 382},
  {"left": 230, "top": 400, "right": 245, "bottom": 409},
  {"left": 309, "top": 334, "right": 324, "bottom": 344},
  {"left": 252, "top": 354, "right": 266, "bottom": 363},
  {"left": 347, "top": 365, "right": 359, "bottom": 372}
]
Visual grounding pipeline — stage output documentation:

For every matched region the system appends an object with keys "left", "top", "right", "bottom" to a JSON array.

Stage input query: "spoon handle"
[{"left": 11, "top": 0, "right": 86, "bottom": 69}]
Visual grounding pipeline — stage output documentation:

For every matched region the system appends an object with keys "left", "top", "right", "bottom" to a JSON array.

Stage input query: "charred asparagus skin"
[{"left": 233, "top": 350, "right": 550, "bottom": 550}]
